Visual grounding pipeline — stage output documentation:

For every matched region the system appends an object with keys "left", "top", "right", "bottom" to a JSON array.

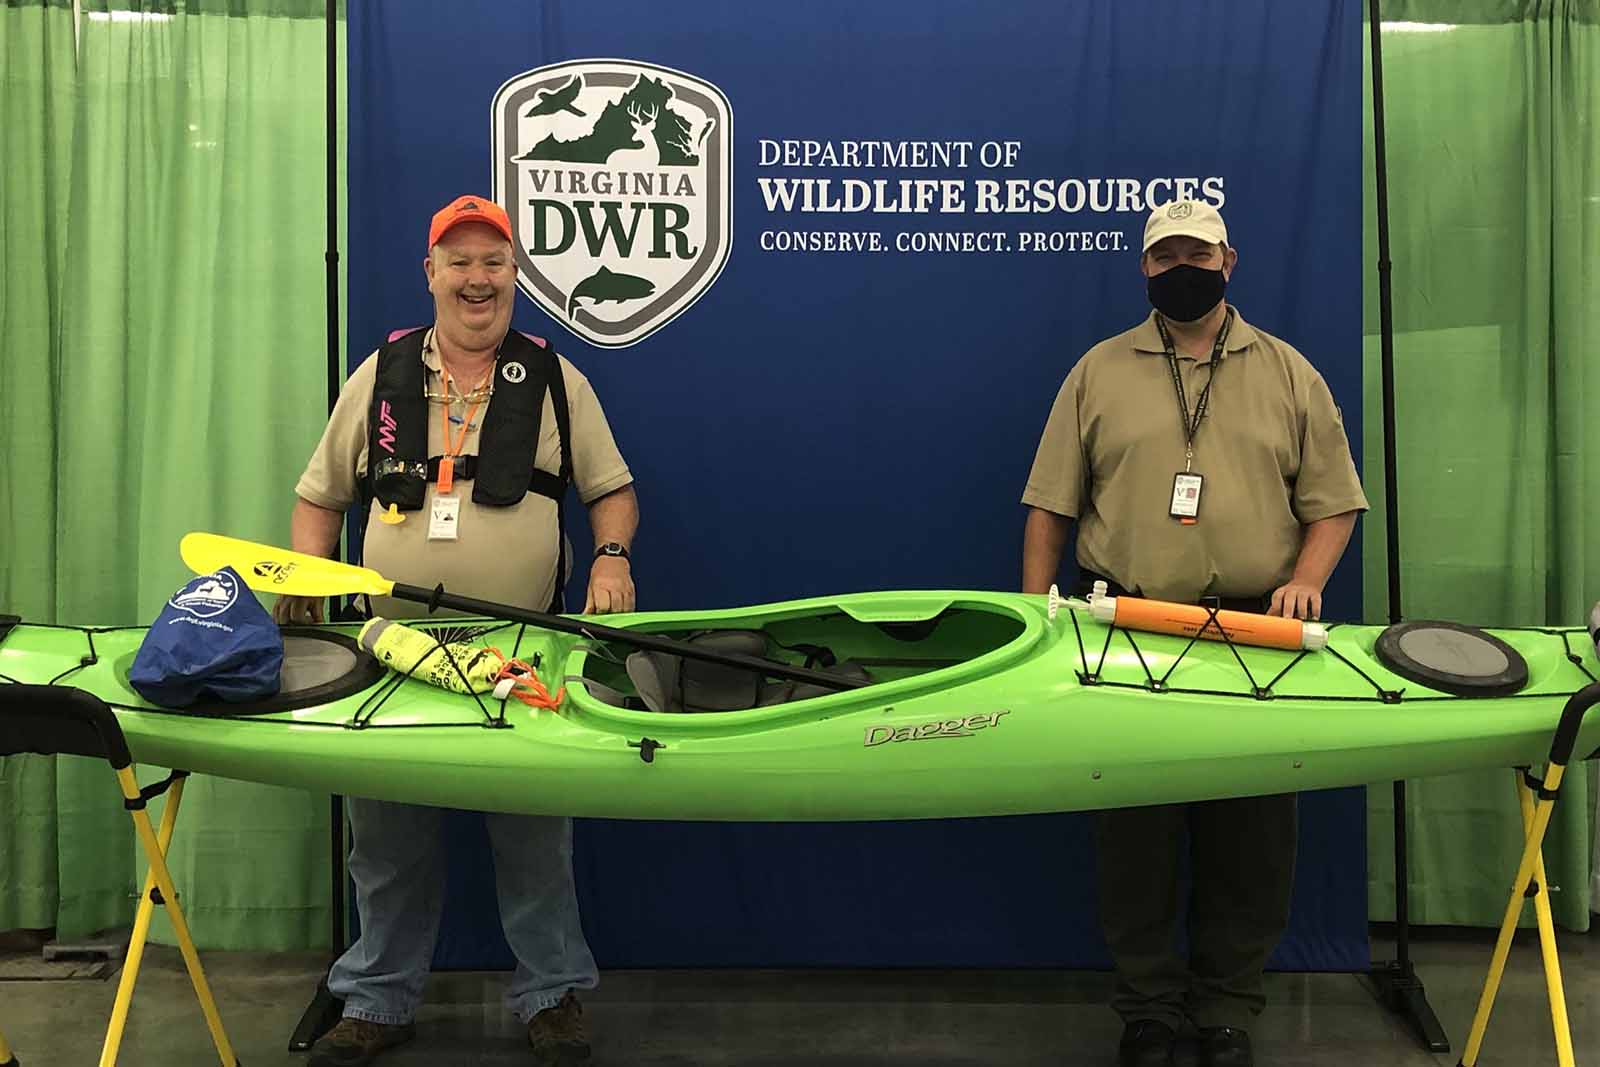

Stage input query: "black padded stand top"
[
  {"left": 1374, "top": 620, "right": 1530, "bottom": 698},
  {"left": 0, "top": 684, "right": 133, "bottom": 768}
]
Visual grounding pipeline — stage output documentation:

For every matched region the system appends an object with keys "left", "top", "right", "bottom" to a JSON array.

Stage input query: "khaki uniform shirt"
[
  {"left": 1022, "top": 307, "right": 1369, "bottom": 602},
  {"left": 296, "top": 329, "right": 632, "bottom": 617}
]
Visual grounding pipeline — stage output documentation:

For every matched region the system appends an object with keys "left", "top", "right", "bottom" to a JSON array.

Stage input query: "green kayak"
[{"left": 2, "top": 592, "right": 1597, "bottom": 820}]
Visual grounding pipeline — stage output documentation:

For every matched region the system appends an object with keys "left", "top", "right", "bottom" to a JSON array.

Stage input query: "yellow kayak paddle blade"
[{"left": 179, "top": 532, "right": 395, "bottom": 599}]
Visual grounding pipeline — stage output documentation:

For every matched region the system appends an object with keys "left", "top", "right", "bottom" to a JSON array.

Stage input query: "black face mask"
[{"left": 1147, "top": 264, "right": 1226, "bottom": 323}]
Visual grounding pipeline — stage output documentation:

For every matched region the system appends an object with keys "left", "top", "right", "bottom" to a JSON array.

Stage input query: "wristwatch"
[{"left": 594, "top": 541, "right": 630, "bottom": 561}]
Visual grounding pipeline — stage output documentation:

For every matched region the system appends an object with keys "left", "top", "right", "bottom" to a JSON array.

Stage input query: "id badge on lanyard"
[
  {"left": 1170, "top": 472, "right": 1204, "bottom": 522},
  {"left": 428, "top": 494, "right": 461, "bottom": 541},
  {"left": 1157, "top": 310, "right": 1231, "bottom": 526},
  {"left": 429, "top": 362, "right": 489, "bottom": 542}
]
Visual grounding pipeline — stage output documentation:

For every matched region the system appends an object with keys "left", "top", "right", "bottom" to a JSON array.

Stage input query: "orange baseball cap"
[{"left": 428, "top": 195, "right": 513, "bottom": 249}]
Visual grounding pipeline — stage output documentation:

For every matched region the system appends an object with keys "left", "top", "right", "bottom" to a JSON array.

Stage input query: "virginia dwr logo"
[
  {"left": 169, "top": 570, "right": 239, "bottom": 619},
  {"left": 492, "top": 59, "right": 733, "bottom": 348}
]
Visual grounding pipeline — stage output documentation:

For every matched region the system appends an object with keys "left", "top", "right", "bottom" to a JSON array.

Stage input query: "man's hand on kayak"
[
  {"left": 273, "top": 594, "right": 325, "bottom": 626},
  {"left": 1273, "top": 513, "right": 1357, "bottom": 620},
  {"left": 585, "top": 555, "right": 635, "bottom": 615},
  {"left": 1268, "top": 581, "right": 1321, "bottom": 620}
]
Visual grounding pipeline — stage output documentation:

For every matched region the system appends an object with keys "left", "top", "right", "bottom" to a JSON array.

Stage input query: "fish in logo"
[{"left": 566, "top": 266, "right": 656, "bottom": 319}]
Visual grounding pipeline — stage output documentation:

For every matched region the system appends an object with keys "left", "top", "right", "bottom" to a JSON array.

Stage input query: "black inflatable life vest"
[
  {"left": 361, "top": 327, "right": 574, "bottom": 612},
  {"left": 364, "top": 327, "right": 570, "bottom": 511}
]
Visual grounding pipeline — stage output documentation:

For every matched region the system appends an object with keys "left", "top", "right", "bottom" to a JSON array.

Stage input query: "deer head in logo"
[{"left": 606, "top": 102, "right": 661, "bottom": 169}]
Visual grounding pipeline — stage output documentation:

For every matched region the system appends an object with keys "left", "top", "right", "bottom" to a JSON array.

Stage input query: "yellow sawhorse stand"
[
  {"left": 1458, "top": 681, "right": 1600, "bottom": 1067},
  {"left": 0, "top": 684, "right": 238, "bottom": 1067}
]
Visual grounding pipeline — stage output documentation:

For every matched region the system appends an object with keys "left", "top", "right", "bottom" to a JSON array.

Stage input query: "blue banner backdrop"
[{"left": 346, "top": 0, "right": 1367, "bottom": 971}]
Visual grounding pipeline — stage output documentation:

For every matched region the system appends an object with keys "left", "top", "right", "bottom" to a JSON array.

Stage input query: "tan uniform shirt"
[
  {"left": 296, "top": 329, "right": 632, "bottom": 617},
  {"left": 1022, "top": 307, "right": 1368, "bottom": 602}
]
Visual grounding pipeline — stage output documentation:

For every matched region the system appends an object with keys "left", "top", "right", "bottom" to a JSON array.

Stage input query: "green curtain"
[
  {"left": 0, "top": 0, "right": 344, "bottom": 949},
  {"left": 1361, "top": 1, "right": 1600, "bottom": 929}
]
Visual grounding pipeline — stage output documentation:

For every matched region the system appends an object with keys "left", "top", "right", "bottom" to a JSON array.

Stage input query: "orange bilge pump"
[{"left": 1057, "top": 581, "right": 1328, "bottom": 652}]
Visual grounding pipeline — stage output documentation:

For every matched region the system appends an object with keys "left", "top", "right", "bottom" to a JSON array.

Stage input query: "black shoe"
[
  {"left": 1117, "top": 1019, "right": 1176, "bottom": 1067},
  {"left": 1196, "top": 1026, "right": 1253, "bottom": 1067}
]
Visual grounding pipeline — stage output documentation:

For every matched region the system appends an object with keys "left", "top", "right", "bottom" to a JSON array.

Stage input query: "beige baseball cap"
[{"left": 1142, "top": 199, "right": 1228, "bottom": 253}]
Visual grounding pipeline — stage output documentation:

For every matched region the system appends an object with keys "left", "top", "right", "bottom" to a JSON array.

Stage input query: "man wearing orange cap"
[
  {"left": 281, "top": 194, "right": 639, "bottom": 1066},
  {"left": 1020, "top": 199, "right": 1368, "bottom": 1067}
]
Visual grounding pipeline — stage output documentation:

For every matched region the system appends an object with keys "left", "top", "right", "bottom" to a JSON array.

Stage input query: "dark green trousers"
[{"left": 1095, "top": 792, "right": 1298, "bottom": 1030}]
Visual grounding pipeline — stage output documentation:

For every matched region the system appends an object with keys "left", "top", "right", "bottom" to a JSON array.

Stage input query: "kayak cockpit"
[{"left": 569, "top": 599, "right": 1031, "bottom": 716}]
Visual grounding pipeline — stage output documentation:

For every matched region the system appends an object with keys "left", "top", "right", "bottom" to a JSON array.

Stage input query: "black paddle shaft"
[{"left": 389, "top": 583, "right": 867, "bottom": 692}]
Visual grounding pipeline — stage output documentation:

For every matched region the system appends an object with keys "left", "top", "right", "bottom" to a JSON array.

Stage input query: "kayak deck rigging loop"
[
  {"left": 1067, "top": 605, "right": 1588, "bottom": 706},
  {"left": 1068, "top": 597, "right": 1321, "bottom": 698},
  {"left": 1560, "top": 633, "right": 1599, "bottom": 684},
  {"left": 350, "top": 621, "right": 533, "bottom": 729},
  {"left": 49, "top": 628, "right": 101, "bottom": 686},
  {"left": 0, "top": 621, "right": 123, "bottom": 687}
]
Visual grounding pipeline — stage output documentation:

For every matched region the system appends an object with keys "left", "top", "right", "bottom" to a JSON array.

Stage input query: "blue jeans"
[{"left": 328, "top": 798, "right": 598, "bottom": 1025}]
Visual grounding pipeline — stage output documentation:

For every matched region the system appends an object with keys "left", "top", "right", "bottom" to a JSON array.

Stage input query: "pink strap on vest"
[{"left": 386, "top": 326, "right": 547, "bottom": 347}]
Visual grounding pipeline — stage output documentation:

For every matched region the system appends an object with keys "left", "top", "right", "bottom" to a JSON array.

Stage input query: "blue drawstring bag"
[{"left": 129, "top": 566, "right": 284, "bottom": 707}]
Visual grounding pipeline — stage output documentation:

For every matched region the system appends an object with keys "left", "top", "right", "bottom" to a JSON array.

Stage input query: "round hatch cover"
[{"left": 1374, "top": 620, "right": 1529, "bottom": 698}]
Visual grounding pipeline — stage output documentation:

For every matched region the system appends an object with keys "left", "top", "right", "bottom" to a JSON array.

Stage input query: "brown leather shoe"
[
  {"left": 527, "top": 990, "right": 591, "bottom": 1065},
  {"left": 307, "top": 1017, "right": 416, "bottom": 1067}
]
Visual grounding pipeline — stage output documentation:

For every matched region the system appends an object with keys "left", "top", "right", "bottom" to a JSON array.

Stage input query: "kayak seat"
[{"left": 620, "top": 629, "right": 872, "bottom": 713}]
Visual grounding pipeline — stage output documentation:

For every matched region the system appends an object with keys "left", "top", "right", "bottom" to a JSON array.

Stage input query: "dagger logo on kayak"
[
  {"left": 864, "top": 710, "right": 1009, "bottom": 747},
  {"left": 492, "top": 59, "right": 732, "bottom": 347}
]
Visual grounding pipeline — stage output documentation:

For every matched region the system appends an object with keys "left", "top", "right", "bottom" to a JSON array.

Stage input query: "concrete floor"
[{"left": 0, "top": 926, "right": 1593, "bottom": 1065}]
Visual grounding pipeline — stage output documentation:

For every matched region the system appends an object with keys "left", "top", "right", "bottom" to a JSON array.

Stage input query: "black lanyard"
[{"left": 1155, "top": 308, "right": 1233, "bottom": 471}]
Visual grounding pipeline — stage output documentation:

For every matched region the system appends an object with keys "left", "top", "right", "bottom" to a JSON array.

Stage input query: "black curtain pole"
[
  {"left": 288, "top": 0, "right": 350, "bottom": 1052},
  {"left": 1371, "top": 2, "right": 1401, "bottom": 625},
  {"left": 1366, "top": 1, "right": 1448, "bottom": 1054},
  {"left": 325, "top": 0, "right": 341, "bottom": 422},
  {"left": 322, "top": 0, "right": 343, "bottom": 953}
]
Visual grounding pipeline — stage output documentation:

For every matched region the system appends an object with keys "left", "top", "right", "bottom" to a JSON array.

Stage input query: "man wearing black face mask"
[{"left": 1019, "top": 200, "right": 1368, "bottom": 1067}]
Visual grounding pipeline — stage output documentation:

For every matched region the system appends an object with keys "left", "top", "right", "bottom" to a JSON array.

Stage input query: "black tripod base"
[
  {"left": 1369, "top": 958, "right": 1449, "bottom": 1053},
  {"left": 287, "top": 974, "right": 345, "bottom": 1052}
]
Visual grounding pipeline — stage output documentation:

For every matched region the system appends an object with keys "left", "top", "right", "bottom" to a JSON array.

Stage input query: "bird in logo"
[{"left": 524, "top": 75, "right": 587, "bottom": 119}]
